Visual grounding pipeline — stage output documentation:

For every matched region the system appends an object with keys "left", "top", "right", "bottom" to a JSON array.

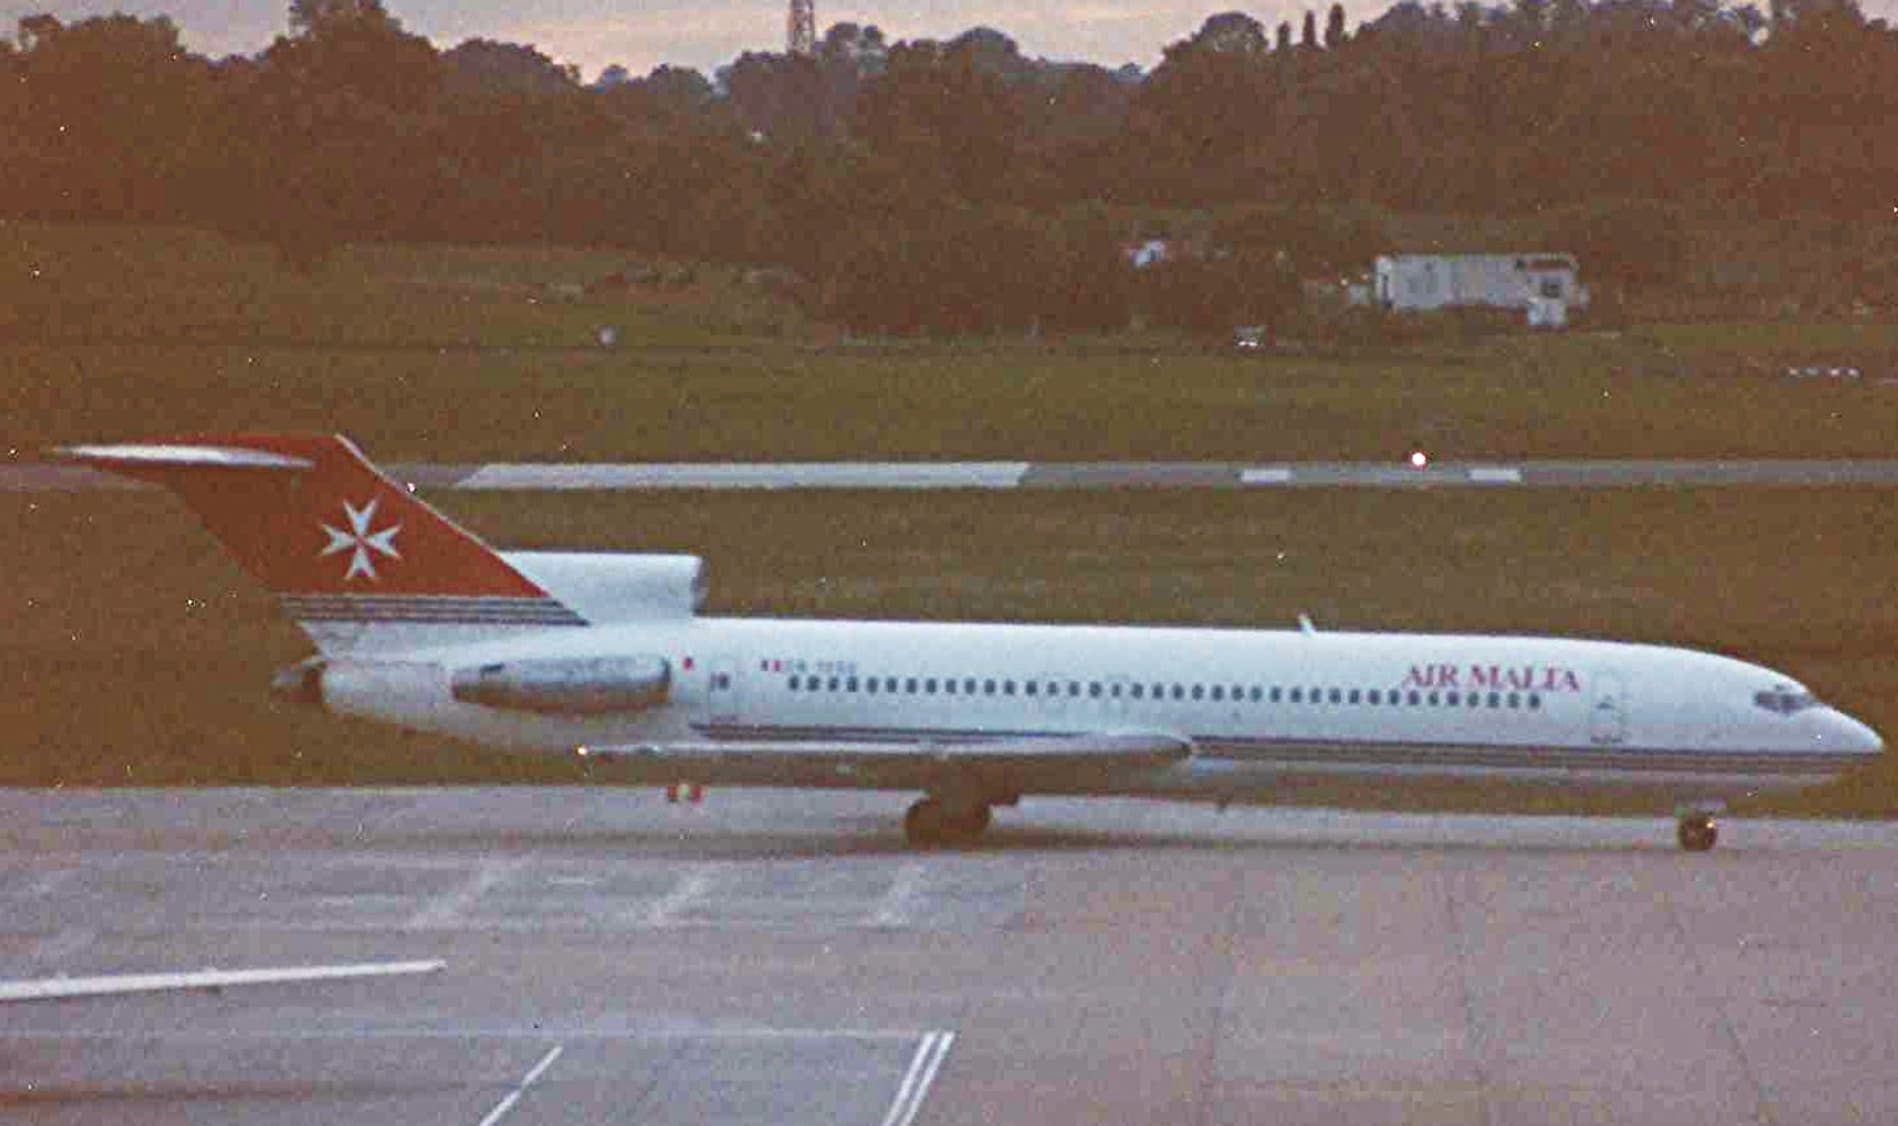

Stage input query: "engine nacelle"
[{"left": 450, "top": 655, "right": 671, "bottom": 715}]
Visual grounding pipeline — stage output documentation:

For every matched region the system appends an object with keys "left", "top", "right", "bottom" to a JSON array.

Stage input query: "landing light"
[{"left": 1409, "top": 450, "right": 1429, "bottom": 470}]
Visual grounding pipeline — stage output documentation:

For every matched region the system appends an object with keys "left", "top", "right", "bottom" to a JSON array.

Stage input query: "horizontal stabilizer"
[{"left": 59, "top": 443, "right": 314, "bottom": 471}]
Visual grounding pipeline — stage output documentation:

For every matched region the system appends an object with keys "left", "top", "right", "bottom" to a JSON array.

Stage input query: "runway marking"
[
  {"left": 866, "top": 862, "right": 929, "bottom": 928},
  {"left": 459, "top": 463, "right": 1032, "bottom": 491},
  {"left": 635, "top": 866, "right": 717, "bottom": 927},
  {"left": 475, "top": 1043, "right": 563, "bottom": 1126},
  {"left": 1468, "top": 466, "right": 1523, "bottom": 483},
  {"left": 0, "top": 959, "right": 445, "bottom": 1002},
  {"left": 880, "top": 1030, "right": 956, "bottom": 1126},
  {"left": 1240, "top": 467, "right": 1294, "bottom": 484},
  {"left": 407, "top": 857, "right": 524, "bottom": 930}
]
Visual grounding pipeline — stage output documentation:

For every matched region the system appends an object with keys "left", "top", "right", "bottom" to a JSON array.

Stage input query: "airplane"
[{"left": 60, "top": 432, "right": 1884, "bottom": 852}]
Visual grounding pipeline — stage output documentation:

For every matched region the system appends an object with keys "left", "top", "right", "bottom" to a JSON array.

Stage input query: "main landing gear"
[
  {"left": 903, "top": 796, "right": 992, "bottom": 848},
  {"left": 1676, "top": 812, "right": 1719, "bottom": 852}
]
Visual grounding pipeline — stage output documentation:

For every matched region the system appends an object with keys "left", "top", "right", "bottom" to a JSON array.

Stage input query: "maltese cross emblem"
[{"left": 319, "top": 497, "right": 402, "bottom": 582}]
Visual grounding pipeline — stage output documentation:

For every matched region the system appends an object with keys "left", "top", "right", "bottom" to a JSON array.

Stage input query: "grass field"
[
  {"left": 5, "top": 220, "right": 1897, "bottom": 818},
  {"left": 6, "top": 222, "right": 1898, "bottom": 462}
]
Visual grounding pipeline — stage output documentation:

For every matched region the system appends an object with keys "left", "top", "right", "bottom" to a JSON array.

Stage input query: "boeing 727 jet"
[{"left": 62, "top": 433, "right": 1883, "bottom": 851}]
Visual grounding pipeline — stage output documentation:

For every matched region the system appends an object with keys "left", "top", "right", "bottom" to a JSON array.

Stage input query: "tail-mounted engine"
[{"left": 450, "top": 656, "right": 671, "bottom": 715}]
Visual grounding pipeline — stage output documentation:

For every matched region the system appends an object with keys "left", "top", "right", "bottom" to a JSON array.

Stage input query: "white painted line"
[
  {"left": 1469, "top": 466, "right": 1524, "bottom": 483},
  {"left": 867, "top": 862, "right": 928, "bottom": 929},
  {"left": 880, "top": 1030, "right": 956, "bottom": 1126},
  {"left": 635, "top": 867, "right": 716, "bottom": 927},
  {"left": 407, "top": 857, "right": 523, "bottom": 930},
  {"left": 1239, "top": 467, "right": 1293, "bottom": 484},
  {"left": 475, "top": 1043, "right": 563, "bottom": 1126},
  {"left": 0, "top": 959, "right": 445, "bottom": 1002},
  {"left": 459, "top": 463, "right": 1031, "bottom": 491}
]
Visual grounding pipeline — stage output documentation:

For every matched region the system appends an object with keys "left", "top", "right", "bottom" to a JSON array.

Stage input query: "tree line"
[{"left": 5, "top": 0, "right": 1896, "bottom": 334}]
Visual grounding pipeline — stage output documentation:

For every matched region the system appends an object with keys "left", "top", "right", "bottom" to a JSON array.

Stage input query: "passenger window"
[
  {"left": 1026, "top": 681, "right": 1038, "bottom": 697},
  {"left": 1367, "top": 689, "right": 1380, "bottom": 705},
  {"left": 1211, "top": 686, "right": 1224, "bottom": 702},
  {"left": 1270, "top": 687, "right": 1282, "bottom": 703},
  {"left": 1487, "top": 692, "right": 1500, "bottom": 708},
  {"left": 1327, "top": 688, "right": 1341, "bottom": 704},
  {"left": 1348, "top": 689, "right": 1361, "bottom": 705},
  {"left": 1089, "top": 683, "right": 1102, "bottom": 698},
  {"left": 1004, "top": 680, "right": 1016, "bottom": 696},
  {"left": 788, "top": 675, "right": 800, "bottom": 691},
  {"left": 926, "top": 678, "right": 938, "bottom": 694},
  {"left": 1290, "top": 688, "right": 1303, "bottom": 703},
  {"left": 1110, "top": 683, "right": 1122, "bottom": 698},
  {"left": 1131, "top": 684, "right": 1144, "bottom": 700},
  {"left": 984, "top": 679, "right": 997, "bottom": 695},
  {"left": 828, "top": 677, "right": 840, "bottom": 692},
  {"left": 1446, "top": 691, "right": 1459, "bottom": 706},
  {"left": 846, "top": 677, "right": 858, "bottom": 692},
  {"left": 965, "top": 678, "right": 977, "bottom": 694},
  {"left": 1528, "top": 693, "right": 1541, "bottom": 710},
  {"left": 1249, "top": 687, "right": 1262, "bottom": 702},
  {"left": 1191, "top": 685, "right": 1204, "bottom": 701},
  {"left": 944, "top": 678, "right": 956, "bottom": 695},
  {"left": 1427, "top": 692, "right": 1439, "bottom": 706},
  {"left": 867, "top": 678, "right": 878, "bottom": 694},
  {"left": 1069, "top": 682, "right": 1081, "bottom": 698},
  {"left": 1508, "top": 692, "right": 1520, "bottom": 709},
  {"left": 1408, "top": 690, "right": 1421, "bottom": 706},
  {"left": 905, "top": 678, "right": 918, "bottom": 693}
]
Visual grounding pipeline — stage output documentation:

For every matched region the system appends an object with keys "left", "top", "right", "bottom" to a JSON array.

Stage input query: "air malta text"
[{"left": 1401, "top": 664, "right": 1583, "bottom": 693}]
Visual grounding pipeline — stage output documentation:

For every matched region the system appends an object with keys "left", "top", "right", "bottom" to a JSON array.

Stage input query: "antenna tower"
[{"left": 787, "top": 0, "right": 816, "bottom": 55}]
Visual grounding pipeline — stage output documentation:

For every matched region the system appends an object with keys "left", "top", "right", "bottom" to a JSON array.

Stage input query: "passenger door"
[{"left": 705, "top": 656, "right": 740, "bottom": 725}]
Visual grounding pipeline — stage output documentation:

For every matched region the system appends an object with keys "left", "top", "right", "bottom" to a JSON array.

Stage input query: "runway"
[
  {"left": 12, "top": 459, "right": 1898, "bottom": 492},
  {"left": 4, "top": 788, "right": 1897, "bottom": 1124}
]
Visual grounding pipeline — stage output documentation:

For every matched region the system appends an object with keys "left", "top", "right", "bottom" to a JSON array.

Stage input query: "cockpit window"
[{"left": 1754, "top": 687, "right": 1820, "bottom": 716}]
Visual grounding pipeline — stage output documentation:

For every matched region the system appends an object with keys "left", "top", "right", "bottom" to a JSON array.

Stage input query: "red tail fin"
[{"left": 62, "top": 433, "right": 582, "bottom": 651}]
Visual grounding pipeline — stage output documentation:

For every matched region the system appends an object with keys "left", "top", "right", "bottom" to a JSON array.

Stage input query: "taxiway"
[{"left": 4, "top": 788, "right": 1897, "bottom": 1124}]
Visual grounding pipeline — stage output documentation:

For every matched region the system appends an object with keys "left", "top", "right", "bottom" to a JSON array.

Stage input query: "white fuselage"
[{"left": 315, "top": 616, "right": 1882, "bottom": 803}]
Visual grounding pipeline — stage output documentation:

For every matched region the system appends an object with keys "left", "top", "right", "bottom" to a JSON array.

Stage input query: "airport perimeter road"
[
  {"left": 4, "top": 789, "right": 1897, "bottom": 1125},
  {"left": 13, "top": 459, "right": 1898, "bottom": 491}
]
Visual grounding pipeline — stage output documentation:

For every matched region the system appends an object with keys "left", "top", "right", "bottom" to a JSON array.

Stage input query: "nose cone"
[{"left": 1817, "top": 709, "right": 1885, "bottom": 758}]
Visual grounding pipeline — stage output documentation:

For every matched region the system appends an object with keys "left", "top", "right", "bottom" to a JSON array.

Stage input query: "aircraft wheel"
[
  {"left": 904, "top": 798, "right": 947, "bottom": 847},
  {"left": 949, "top": 803, "right": 992, "bottom": 842},
  {"left": 904, "top": 799, "right": 991, "bottom": 847},
  {"left": 1677, "top": 814, "right": 1719, "bottom": 853}
]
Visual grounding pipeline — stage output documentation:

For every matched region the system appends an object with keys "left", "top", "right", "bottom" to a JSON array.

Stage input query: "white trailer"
[{"left": 1374, "top": 253, "right": 1588, "bottom": 326}]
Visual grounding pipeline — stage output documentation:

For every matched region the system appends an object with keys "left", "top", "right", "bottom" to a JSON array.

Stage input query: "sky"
[
  {"left": 11, "top": 0, "right": 1898, "bottom": 81},
  {"left": 9, "top": 0, "right": 1356, "bottom": 79}
]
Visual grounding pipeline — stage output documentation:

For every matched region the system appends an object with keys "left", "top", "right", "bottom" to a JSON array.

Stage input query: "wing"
[{"left": 579, "top": 731, "right": 1193, "bottom": 794}]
